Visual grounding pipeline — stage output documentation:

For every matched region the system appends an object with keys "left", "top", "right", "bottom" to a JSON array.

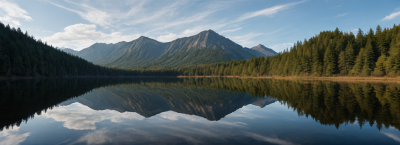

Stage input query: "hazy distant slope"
[
  {"left": 61, "top": 48, "right": 78, "bottom": 55},
  {"left": 78, "top": 41, "right": 128, "bottom": 63},
  {"left": 98, "top": 36, "right": 169, "bottom": 68}
]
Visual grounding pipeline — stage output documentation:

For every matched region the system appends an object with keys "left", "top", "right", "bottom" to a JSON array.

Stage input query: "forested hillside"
[
  {"left": 172, "top": 24, "right": 400, "bottom": 77},
  {"left": 0, "top": 22, "right": 137, "bottom": 76}
]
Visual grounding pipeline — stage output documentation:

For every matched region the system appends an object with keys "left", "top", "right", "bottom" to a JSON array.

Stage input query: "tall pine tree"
[{"left": 363, "top": 39, "right": 375, "bottom": 76}]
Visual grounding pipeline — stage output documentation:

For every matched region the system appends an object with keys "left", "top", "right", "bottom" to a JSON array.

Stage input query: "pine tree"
[
  {"left": 355, "top": 28, "right": 364, "bottom": 53},
  {"left": 388, "top": 33, "right": 400, "bottom": 74},
  {"left": 312, "top": 44, "right": 322, "bottom": 76},
  {"left": 345, "top": 42, "right": 355, "bottom": 73},
  {"left": 338, "top": 51, "right": 347, "bottom": 75},
  {"left": 363, "top": 40, "right": 375, "bottom": 76},
  {"left": 324, "top": 44, "right": 336, "bottom": 76},
  {"left": 351, "top": 48, "right": 365, "bottom": 75},
  {"left": 373, "top": 54, "right": 386, "bottom": 76}
]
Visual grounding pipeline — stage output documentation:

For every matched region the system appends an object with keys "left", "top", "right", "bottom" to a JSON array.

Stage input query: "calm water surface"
[{"left": 1, "top": 78, "right": 400, "bottom": 145}]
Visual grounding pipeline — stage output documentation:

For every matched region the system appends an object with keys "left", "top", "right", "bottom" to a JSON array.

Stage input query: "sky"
[{"left": 0, "top": 0, "right": 399, "bottom": 52}]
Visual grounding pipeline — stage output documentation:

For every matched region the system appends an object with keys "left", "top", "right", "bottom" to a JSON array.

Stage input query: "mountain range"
[{"left": 62, "top": 30, "right": 277, "bottom": 68}]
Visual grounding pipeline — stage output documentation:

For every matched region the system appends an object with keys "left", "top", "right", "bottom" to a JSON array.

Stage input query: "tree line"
[
  {"left": 173, "top": 24, "right": 400, "bottom": 77},
  {"left": 1, "top": 21, "right": 400, "bottom": 77}
]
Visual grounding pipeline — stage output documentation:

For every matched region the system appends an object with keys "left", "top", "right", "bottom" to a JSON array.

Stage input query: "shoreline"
[
  {"left": 2, "top": 75, "right": 400, "bottom": 83},
  {"left": 177, "top": 76, "right": 400, "bottom": 83}
]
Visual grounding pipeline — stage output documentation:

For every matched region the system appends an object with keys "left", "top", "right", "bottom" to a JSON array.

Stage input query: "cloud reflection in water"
[{"left": 38, "top": 102, "right": 296, "bottom": 144}]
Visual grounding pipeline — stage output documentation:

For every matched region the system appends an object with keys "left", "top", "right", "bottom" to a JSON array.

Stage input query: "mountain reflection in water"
[{"left": 1, "top": 78, "right": 400, "bottom": 145}]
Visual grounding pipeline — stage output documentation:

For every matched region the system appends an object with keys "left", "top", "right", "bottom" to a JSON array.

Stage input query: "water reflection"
[
  {"left": 1, "top": 78, "right": 400, "bottom": 144},
  {"left": 60, "top": 84, "right": 275, "bottom": 121}
]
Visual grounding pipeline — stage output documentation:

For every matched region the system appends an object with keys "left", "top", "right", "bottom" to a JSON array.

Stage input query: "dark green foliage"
[
  {"left": 0, "top": 22, "right": 148, "bottom": 77},
  {"left": 324, "top": 44, "right": 336, "bottom": 76},
  {"left": 345, "top": 42, "right": 355, "bottom": 72},
  {"left": 165, "top": 24, "right": 400, "bottom": 77},
  {"left": 363, "top": 40, "right": 375, "bottom": 76}
]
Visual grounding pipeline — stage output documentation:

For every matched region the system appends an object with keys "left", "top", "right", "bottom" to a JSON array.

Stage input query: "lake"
[{"left": 1, "top": 78, "right": 400, "bottom": 145}]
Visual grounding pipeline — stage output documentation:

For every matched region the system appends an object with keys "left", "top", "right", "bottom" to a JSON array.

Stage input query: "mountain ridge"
[{"left": 72, "top": 30, "right": 277, "bottom": 68}]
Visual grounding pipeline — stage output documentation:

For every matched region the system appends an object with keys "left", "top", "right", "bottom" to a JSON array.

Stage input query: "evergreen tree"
[
  {"left": 363, "top": 40, "right": 375, "bottom": 76},
  {"left": 338, "top": 51, "right": 347, "bottom": 75},
  {"left": 312, "top": 44, "right": 322, "bottom": 76},
  {"left": 355, "top": 28, "right": 365, "bottom": 53},
  {"left": 374, "top": 54, "right": 386, "bottom": 76},
  {"left": 352, "top": 49, "right": 365, "bottom": 75},
  {"left": 324, "top": 44, "right": 336, "bottom": 76},
  {"left": 345, "top": 42, "right": 355, "bottom": 73}
]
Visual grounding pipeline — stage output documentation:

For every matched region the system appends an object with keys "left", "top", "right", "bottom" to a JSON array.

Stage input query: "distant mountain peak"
[
  {"left": 197, "top": 29, "right": 218, "bottom": 36},
  {"left": 252, "top": 44, "right": 267, "bottom": 49},
  {"left": 137, "top": 36, "right": 150, "bottom": 40},
  {"left": 136, "top": 36, "right": 159, "bottom": 42},
  {"left": 250, "top": 44, "right": 278, "bottom": 57}
]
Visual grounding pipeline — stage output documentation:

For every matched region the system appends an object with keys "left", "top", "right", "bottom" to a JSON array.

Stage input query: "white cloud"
[
  {"left": 335, "top": 13, "right": 347, "bottom": 17},
  {"left": 229, "top": 32, "right": 264, "bottom": 46},
  {"left": 43, "top": 23, "right": 140, "bottom": 50},
  {"left": 0, "top": 0, "right": 32, "bottom": 27},
  {"left": 382, "top": 132, "right": 400, "bottom": 143},
  {"left": 270, "top": 43, "right": 293, "bottom": 52},
  {"left": 382, "top": 11, "right": 400, "bottom": 21},
  {"left": 351, "top": 29, "right": 359, "bottom": 33},
  {"left": 77, "top": 129, "right": 113, "bottom": 144},
  {"left": 124, "top": 1, "right": 185, "bottom": 26},
  {"left": 0, "top": 127, "right": 30, "bottom": 145},
  {"left": 236, "top": 0, "right": 306, "bottom": 22},
  {"left": 42, "top": 102, "right": 144, "bottom": 130},
  {"left": 265, "top": 27, "right": 286, "bottom": 35},
  {"left": 47, "top": 0, "right": 111, "bottom": 26},
  {"left": 45, "top": 0, "right": 231, "bottom": 47},
  {"left": 157, "top": 33, "right": 177, "bottom": 42},
  {"left": 245, "top": 132, "right": 300, "bottom": 145},
  {"left": 73, "top": 110, "right": 247, "bottom": 144},
  {"left": 159, "top": 111, "right": 247, "bottom": 127},
  {"left": 160, "top": 111, "right": 202, "bottom": 121},
  {"left": 146, "top": 10, "right": 220, "bottom": 34},
  {"left": 220, "top": 27, "right": 242, "bottom": 34},
  {"left": 180, "top": 22, "right": 228, "bottom": 36}
]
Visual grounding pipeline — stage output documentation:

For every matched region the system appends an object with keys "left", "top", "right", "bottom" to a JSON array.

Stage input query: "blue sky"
[{"left": 0, "top": 0, "right": 399, "bottom": 52}]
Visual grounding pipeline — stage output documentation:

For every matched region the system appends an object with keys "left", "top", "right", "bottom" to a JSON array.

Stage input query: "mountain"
[
  {"left": 251, "top": 44, "right": 278, "bottom": 56},
  {"left": 73, "top": 30, "right": 277, "bottom": 68},
  {"left": 61, "top": 48, "right": 78, "bottom": 55}
]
